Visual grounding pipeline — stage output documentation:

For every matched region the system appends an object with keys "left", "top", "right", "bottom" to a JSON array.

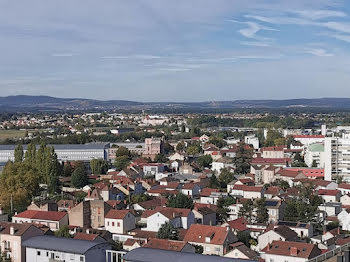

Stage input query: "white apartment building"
[
  {"left": 304, "top": 143, "right": 325, "bottom": 168},
  {"left": 325, "top": 134, "right": 350, "bottom": 181}
]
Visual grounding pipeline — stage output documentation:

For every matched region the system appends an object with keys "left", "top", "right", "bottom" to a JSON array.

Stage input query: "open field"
[{"left": 0, "top": 129, "right": 26, "bottom": 141}]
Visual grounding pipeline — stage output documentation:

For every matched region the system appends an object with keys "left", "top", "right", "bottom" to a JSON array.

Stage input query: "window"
[
  {"left": 80, "top": 256, "right": 85, "bottom": 261},
  {"left": 37, "top": 251, "right": 41, "bottom": 256},
  {"left": 215, "top": 247, "right": 220, "bottom": 252},
  {"left": 112, "top": 222, "right": 115, "bottom": 226},
  {"left": 205, "top": 247, "right": 211, "bottom": 252},
  {"left": 117, "top": 222, "right": 120, "bottom": 227}
]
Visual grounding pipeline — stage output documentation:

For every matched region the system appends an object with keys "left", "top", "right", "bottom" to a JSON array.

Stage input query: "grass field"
[{"left": 0, "top": 130, "right": 26, "bottom": 141}]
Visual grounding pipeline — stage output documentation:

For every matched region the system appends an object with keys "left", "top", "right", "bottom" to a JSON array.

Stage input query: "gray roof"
[
  {"left": 122, "top": 248, "right": 258, "bottom": 262},
  {"left": 0, "top": 143, "right": 109, "bottom": 151},
  {"left": 22, "top": 235, "right": 110, "bottom": 255}
]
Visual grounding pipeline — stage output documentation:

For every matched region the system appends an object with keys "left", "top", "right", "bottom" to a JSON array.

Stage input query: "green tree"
[
  {"left": 233, "top": 143, "right": 252, "bottom": 175},
  {"left": 112, "top": 240, "right": 124, "bottom": 251},
  {"left": 45, "top": 146, "right": 60, "bottom": 194},
  {"left": 24, "top": 143, "right": 36, "bottom": 167},
  {"left": 90, "top": 159, "right": 109, "bottom": 174},
  {"left": 63, "top": 162, "right": 72, "bottom": 177},
  {"left": 196, "top": 155, "right": 213, "bottom": 170},
  {"left": 237, "top": 231, "right": 252, "bottom": 247},
  {"left": 216, "top": 197, "right": 235, "bottom": 223},
  {"left": 157, "top": 222, "right": 179, "bottom": 240},
  {"left": 265, "top": 129, "right": 283, "bottom": 146},
  {"left": 292, "top": 152, "right": 308, "bottom": 167},
  {"left": 167, "top": 193, "right": 193, "bottom": 209},
  {"left": 186, "top": 143, "right": 202, "bottom": 155},
  {"left": 218, "top": 168, "right": 235, "bottom": 188},
  {"left": 14, "top": 144, "right": 24, "bottom": 163},
  {"left": 115, "top": 146, "right": 130, "bottom": 158},
  {"left": 154, "top": 154, "right": 168, "bottom": 163},
  {"left": 238, "top": 199, "right": 254, "bottom": 223},
  {"left": 55, "top": 225, "right": 71, "bottom": 238},
  {"left": 176, "top": 142, "right": 185, "bottom": 152},
  {"left": 209, "top": 175, "right": 220, "bottom": 189},
  {"left": 192, "top": 244, "right": 203, "bottom": 254},
  {"left": 254, "top": 198, "right": 268, "bottom": 224},
  {"left": 209, "top": 136, "right": 226, "bottom": 148},
  {"left": 114, "top": 155, "right": 130, "bottom": 171},
  {"left": 71, "top": 162, "right": 88, "bottom": 188},
  {"left": 163, "top": 142, "right": 174, "bottom": 154}
]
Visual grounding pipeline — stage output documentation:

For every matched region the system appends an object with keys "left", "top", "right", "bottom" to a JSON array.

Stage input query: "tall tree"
[
  {"left": 71, "top": 162, "right": 88, "bottom": 188},
  {"left": 254, "top": 198, "right": 268, "bottom": 224},
  {"left": 218, "top": 168, "right": 235, "bottom": 188},
  {"left": 238, "top": 199, "right": 254, "bottom": 223},
  {"left": 24, "top": 143, "right": 36, "bottom": 167},
  {"left": 233, "top": 143, "right": 252, "bottom": 175},
  {"left": 45, "top": 146, "right": 60, "bottom": 194},
  {"left": 14, "top": 144, "right": 24, "bottom": 163}
]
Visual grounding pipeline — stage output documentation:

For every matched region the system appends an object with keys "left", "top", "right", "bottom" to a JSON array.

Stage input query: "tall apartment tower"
[{"left": 324, "top": 134, "right": 350, "bottom": 181}]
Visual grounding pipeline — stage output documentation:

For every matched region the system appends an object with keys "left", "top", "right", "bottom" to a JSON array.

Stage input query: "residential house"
[
  {"left": 264, "top": 240, "right": 322, "bottom": 262},
  {"left": 142, "top": 207, "right": 195, "bottom": 232},
  {"left": 265, "top": 199, "right": 286, "bottom": 223},
  {"left": 184, "top": 224, "right": 238, "bottom": 256},
  {"left": 224, "top": 242, "right": 258, "bottom": 260},
  {"left": 180, "top": 183, "right": 201, "bottom": 197},
  {"left": 12, "top": 210, "right": 68, "bottom": 231},
  {"left": 105, "top": 210, "right": 136, "bottom": 234},
  {"left": 230, "top": 185, "right": 264, "bottom": 199},
  {"left": 258, "top": 225, "right": 298, "bottom": 251},
  {"left": 192, "top": 206, "right": 217, "bottom": 226},
  {"left": 0, "top": 222, "right": 45, "bottom": 262},
  {"left": 317, "top": 189, "right": 341, "bottom": 203}
]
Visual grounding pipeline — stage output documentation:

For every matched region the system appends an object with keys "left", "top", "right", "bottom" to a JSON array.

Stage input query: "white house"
[
  {"left": 142, "top": 207, "right": 194, "bottom": 232},
  {"left": 105, "top": 210, "right": 136, "bottom": 234},
  {"left": 12, "top": 210, "right": 68, "bottom": 232},
  {"left": 180, "top": 183, "right": 201, "bottom": 197},
  {"left": 264, "top": 240, "right": 322, "bottom": 262},
  {"left": 338, "top": 210, "right": 350, "bottom": 231},
  {"left": 23, "top": 235, "right": 111, "bottom": 262}
]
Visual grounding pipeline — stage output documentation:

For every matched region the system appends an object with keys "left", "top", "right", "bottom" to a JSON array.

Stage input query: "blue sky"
[{"left": 1, "top": 0, "right": 350, "bottom": 102}]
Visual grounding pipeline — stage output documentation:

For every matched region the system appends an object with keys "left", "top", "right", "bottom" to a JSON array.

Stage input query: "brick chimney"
[
  {"left": 290, "top": 247, "right": 298, "bottom": 256},
  {"left": 266, "top": 244, "right": 270, "bottom": 251}
]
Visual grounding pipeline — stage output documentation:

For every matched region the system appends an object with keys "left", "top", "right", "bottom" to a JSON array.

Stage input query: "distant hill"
[{"left": 0, "top": 95, "right": 350, "bottom": 112}]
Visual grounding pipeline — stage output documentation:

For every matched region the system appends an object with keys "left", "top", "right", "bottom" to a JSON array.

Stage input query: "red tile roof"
[
  {"left": 14, "top": 210, "right": 67, "bottom": 221},
  {"left": 143, "top": 238, "right": 188, "bottom": 252},
  {"left": 184, "top": 224, "right": 230, "bottom": 245},
  {"left": 200, "top": 188, "right": 220, "bottom": 197},
  {"left": 294, "top": 135, "right": 324, "bottom": 139},
  {"left": 318, "top": 189, "right": 340, "bottom": 196},
  {"left": 141, "top": 207, "right": 191, "bottom": 220},
  {"left": 263, "top": 240, "right": 321, "bottom": 259},
  {"left": 105, "top": 209, "right": 133, "bottom": 219},
  {"left": 74, "top": 232, "right": 99, "bottom": 241},
  {"left": 226, "top": 217, "right": 248, "bottom": 231}
]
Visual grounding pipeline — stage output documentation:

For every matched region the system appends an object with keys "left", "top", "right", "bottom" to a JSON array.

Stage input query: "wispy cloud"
[
  {"left": 293, "top": 10, "right": 347, "bottom": 20},
  {"left": 240, "top": 41, "right": 271, "bottom": 47},
  {"left": 51, "top": 53, "right": 79, "bottom": 57},
  {"left": 305, "top": 48, "right": 334, "bottom": 57},
  {"left": 100, "top": 55, "right": 162, "bottom": 60}
]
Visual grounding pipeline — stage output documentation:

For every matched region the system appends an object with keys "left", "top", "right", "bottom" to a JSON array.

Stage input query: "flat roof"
[
  {"left": 0, "top": 143, "right": 109, "bottom": 151},
  {"left": 123, "top": 248, "right": 258, "bottom": 262},
  {"left": 22, "top": 235, "right": 109, "bottom": 255}
]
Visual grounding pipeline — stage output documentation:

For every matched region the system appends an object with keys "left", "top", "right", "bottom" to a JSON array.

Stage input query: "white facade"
[
  {"left": 105, "top": 213, "right": 135, "bottom": 234},
  {"left": 325, "top": 135, "right": 350, "bottom": 181},
  {"left": 245, "top": 135, "right": 259, "bottom": 150}
]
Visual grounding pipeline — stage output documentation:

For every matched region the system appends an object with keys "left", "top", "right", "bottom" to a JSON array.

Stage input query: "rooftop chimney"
[
  {"left": 290, "top": 247, "right": 298, "bottom": 256},
  {"left": 10, "top": 226, "right": 15, "bottom": 235}
]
